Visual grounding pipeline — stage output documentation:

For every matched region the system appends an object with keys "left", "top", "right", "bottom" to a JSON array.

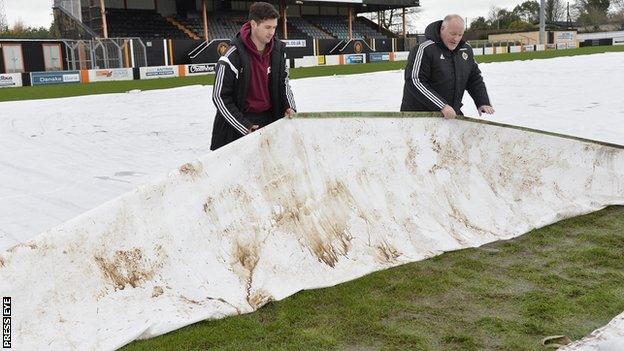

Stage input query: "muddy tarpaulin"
[{"left": 1, "top": 113, "right": 623, "bottom": 350}]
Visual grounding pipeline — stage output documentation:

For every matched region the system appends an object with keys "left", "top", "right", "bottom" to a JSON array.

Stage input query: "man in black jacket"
[
  {"left": 210, "top": 2, "right": 296, "bottom": 150},
  {"left": 401, "top": 15, "right": 494, "bottom": 119}
]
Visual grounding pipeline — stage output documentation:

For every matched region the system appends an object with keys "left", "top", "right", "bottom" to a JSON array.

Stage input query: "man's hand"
[
  {"left": 441, "top": 105, "right": 457, "bottom": 119},
  {"left": 284, "top": 108, "right": 296, "bottom": 119},
  {"left": 478, "top": 105, "right": 495, "bottom": 116},
  {"left": 249, "top": 125, "right": 260, "bottom": 133}
]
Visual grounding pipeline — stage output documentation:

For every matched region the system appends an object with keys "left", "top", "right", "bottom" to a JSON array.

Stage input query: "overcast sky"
[
  {"left": 3, "top": 0, "right": 527, "bottom": 30},
  {"left": 4, "top": 0, "right": 54, "bottom": 28},
  {"left": 412, "top": 0, "right": 528, "bottom": 31}
]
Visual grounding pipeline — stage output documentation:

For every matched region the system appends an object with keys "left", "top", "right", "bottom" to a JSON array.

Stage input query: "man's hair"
[
  {"left": 442, "top": 14, "right": 465, "bottom": 27},
  {"left": 249, "top": 2, "right": 279, "bottom": 23}
]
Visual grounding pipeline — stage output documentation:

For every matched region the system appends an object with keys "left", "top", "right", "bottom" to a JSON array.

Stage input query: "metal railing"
[
  {"left": 53, "top": 0, "right": 82, "bottom": 22},
  {"left": 53, "top": 4, "right": 98, "bottom": 39},
  {"left": 189, "top": 39, "right": 227, "bottom": 60},
  {"left": 63, "top": 37, "right": 147, "bottom": 70}
]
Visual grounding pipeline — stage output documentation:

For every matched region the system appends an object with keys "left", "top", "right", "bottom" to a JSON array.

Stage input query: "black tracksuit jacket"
[
  {"left": 400, "top": 20, "right": 490, "bottom": 115},
  {"left": 210, "top": 34, "right": 296, "bottom": 151}
]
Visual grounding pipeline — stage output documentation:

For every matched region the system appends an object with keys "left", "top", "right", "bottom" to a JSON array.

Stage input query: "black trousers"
[{"left": 210, "top": 111, "right": 271, "bottom": 151}]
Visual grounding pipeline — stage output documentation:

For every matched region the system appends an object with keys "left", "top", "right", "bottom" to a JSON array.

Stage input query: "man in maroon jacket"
[{"left": 210, "top": 2, "right": 296, "bottom": 150}]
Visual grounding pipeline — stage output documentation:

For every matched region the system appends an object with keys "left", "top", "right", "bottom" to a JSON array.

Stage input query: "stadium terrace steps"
[
  {"left": 171, "top": 14, "right": 391, "bottom": 41},
  {"left": 166, "top": 17, "right": 200, "bottom": 40},
  {"left": 104, "top": 8, "right": 188, "bottom": 40}
]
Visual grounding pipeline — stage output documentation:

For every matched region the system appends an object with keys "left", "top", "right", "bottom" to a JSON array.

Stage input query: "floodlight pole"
[
  {"left": 402, "top": 7, "right": 406, "bottom": 39},
  {"left": 348, "top": 5, "right": 353, "bottom": 40},
  {"left": 99, "top": 0, "right": 108, "bottom": 38},
  {"left": 202, "top": 0, "right": 209, "bottom": 41},
  {"left": 539, "top": 0, "right": 545, "bottom": 45},
  {"left": 281, "top": 0, "right": 288, "bottom": 39}
]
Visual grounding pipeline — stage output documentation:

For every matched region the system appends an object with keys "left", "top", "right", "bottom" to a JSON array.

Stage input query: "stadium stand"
[
  {"left": 174, "top": 13, "right": 337, "bottom": 40},
  {"left": 282, "top": 18, "right": 312, "bottom": 39},
  {"left": 306, "top": 16, "right": 359, "bottom": 40},
  {"left": 175, "top": 12, "right": 247, "bottom": 39},
  {"left": 305, "top": 16, "right": 390, "bottom": 40},
  {"left": 173, "top": 12, "right": 249, "bottom": 40},
  {"left": 104, "top": 8, "right": 187, "bottom": 39},
  {"left": 60, "top": 0, "right": 411, "bottom": 41},
  {"left": 353, "top": 17, "right": 392, "bottom": 39},
  {"left": 288, "top": 17, "right": 333, "bottom": 39}
]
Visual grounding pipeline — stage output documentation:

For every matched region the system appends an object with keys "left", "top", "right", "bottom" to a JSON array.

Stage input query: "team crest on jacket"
[
  {"left": 462, "top": 52, "right": 468, "bottom": 60},
  {"left": 217, "top": 42, "right": 230, "bottom": 56}
]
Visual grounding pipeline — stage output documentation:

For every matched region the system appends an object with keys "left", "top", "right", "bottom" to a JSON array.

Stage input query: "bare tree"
[
  {"left": 574, "top": 0, "right": 611, "bottom": 26},
  {"left": 488, "top": 6, "right": 503, "bottom": 29},
  {"left": 362, "top": 7, "right": 421, "bottom": 35},
  {"left": 611, "top": 0, "right": 624, "bottom": 12},
  {"left": 514, "top": 1, "right": 541, "bottom": 23},
  {"left": 545, "top": 0, "right": 567, "bottom": 22},
  {"left": 574, "top": 0, "right": 611, "bottom": 14},
  {"left": 0, "top": 0, "right": 8, "bottom": 32},
  {"left": 11, "top": 18, "right": 26, "bottom": 32}
]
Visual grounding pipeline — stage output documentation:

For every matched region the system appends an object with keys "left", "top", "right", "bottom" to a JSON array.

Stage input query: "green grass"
[
  {"left": 1, "top": 45, "right": 623, "bottom": 102},
  {"left": 0, "top": 75, "right": 215, "bottom": 102},
  {"left": 122, "top": 206, "right": 624, "bottom": 351}
]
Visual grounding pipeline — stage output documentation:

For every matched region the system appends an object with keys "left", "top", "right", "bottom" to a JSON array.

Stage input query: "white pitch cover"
[{"left": 1, "top": 115, "right": 623, "bottom": 350}]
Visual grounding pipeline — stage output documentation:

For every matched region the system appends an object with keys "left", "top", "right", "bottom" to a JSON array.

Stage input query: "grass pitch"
[
  {"left": 122, "top": 206, "right": 624, "bottom": 351},
  {"left": 1, "top": 45, "right": 622, "bottom": 102}
]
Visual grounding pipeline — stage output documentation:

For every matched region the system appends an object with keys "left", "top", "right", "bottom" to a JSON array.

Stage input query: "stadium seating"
[
  {"left": 305, "top": 16, "right": 355, "bottom": 39},
  {"left": 87, "top": 9, "right": 391, "bottom": 41},
  {"left": 306, "top": 16, "right": 390, "bottom": 40},
  {"left": 282, "top": 19, "right": 310, "bottom": 39},
  {"left": 287, "top": 17, "right": 333, "bottom": 39},
  {"left": 173, "top": 12, "right": 247, "bottom": 40},
  {"left": 353, "top": 17, "right": 391, "bottom": 39},
  {"left": 105, "top": 8, "right": 187, "bottom": 40},
  {"left": 174, "top": 13, "right": 331, "bottom": 40}
]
